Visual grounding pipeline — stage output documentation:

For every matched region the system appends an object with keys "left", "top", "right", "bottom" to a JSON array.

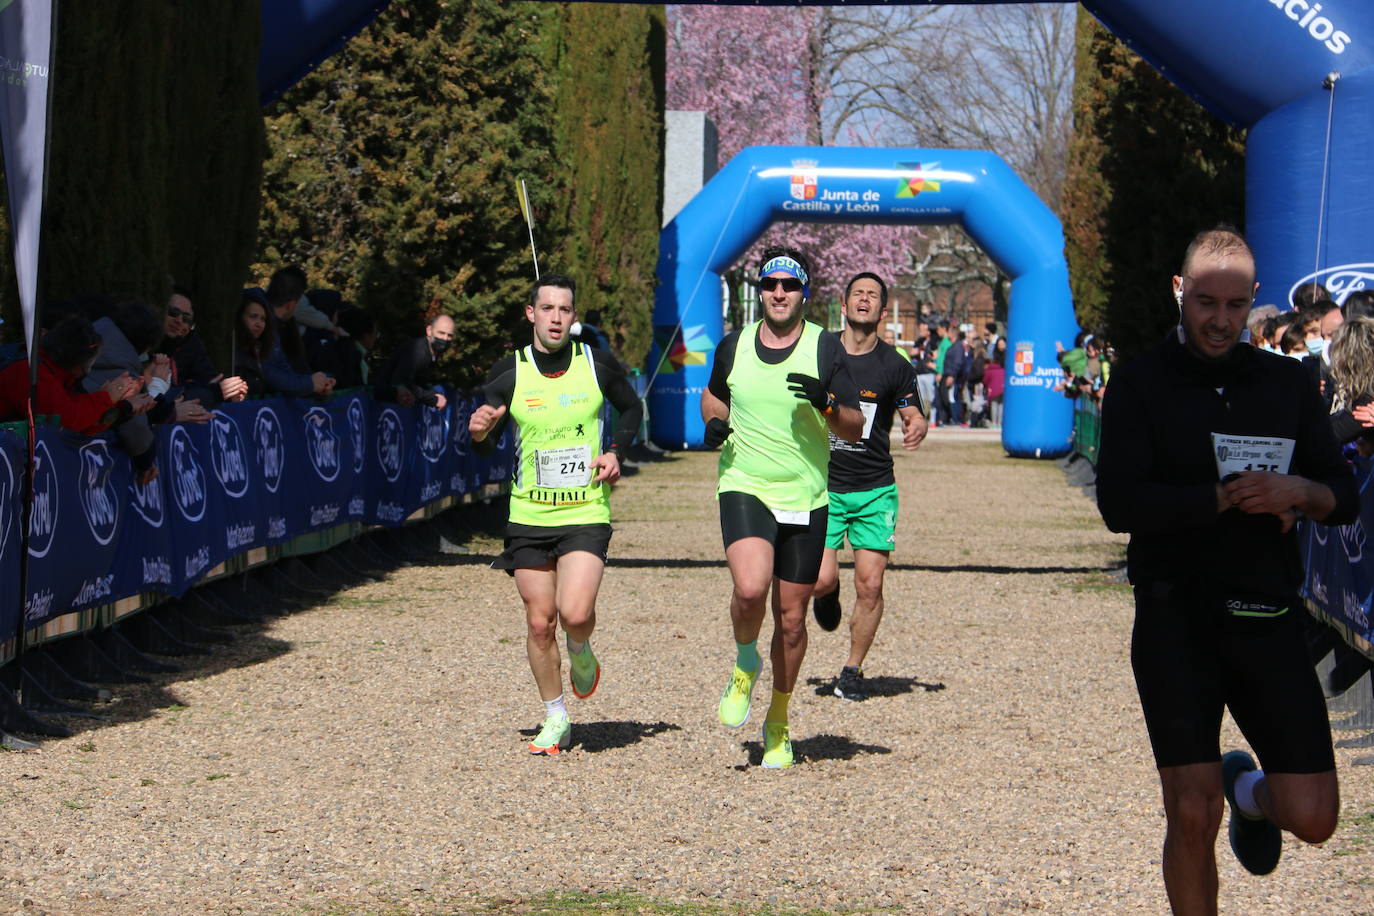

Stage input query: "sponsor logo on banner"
[
  {"left": 77, "top": 441, "right": 119, "bottom": 545},
  {"left": 790, "top": 161, "right": 818, "bottom": 201},
  {"left": 450, "top": 398, "right": 471, "bottom": 450},
  {"left": 419, "top": 402, "right": 448, "bottom": 463},
  {"left": 0, "top": 444, "right": 13, "bottom": 561},
  {"left": 1263, "top": 0, "right": 1352, "bottom": 54},
  {"left": 210, "top": 413, "right": 250, "bottom": 498},
  {"left": 896, "top": 161, "right": 941, "bottom": 198},
  {"left": 1290, "top": 263, "right": 1374, "bottom": 307},
  {"left": 304, "top": 407, "right": 341, "bottom": 482},
  {"left": 130, "top": 471, "right": 164, "bottom": 527},
  {"left": 347, "top": 399, "right": 366, "bottom": 473},
  {"left": 1340, "top": 520, "right": 1366, "bottom": 563},
  {"left": 169, "top": 426, "right": 207, "bottom": 522},
  {"left": 377, "top": 408, "right": 404, "bottom": 482},
  {"left": 1013, "top": 344, "right": 1034, "bottom": 376},
  {"left": 253, "top": 407, "right": 284, "bottom": 493},
  {"left": 27, "top": 440, "right": 57, "bottom": 558}
]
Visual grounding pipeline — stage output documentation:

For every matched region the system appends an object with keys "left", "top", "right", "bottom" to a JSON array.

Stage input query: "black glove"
[
  {"left": 786, "top": 372, "right": 834, "bottom": 412},
  {"left": 704, "top": 416, "right": 733, "bottom": 448}
]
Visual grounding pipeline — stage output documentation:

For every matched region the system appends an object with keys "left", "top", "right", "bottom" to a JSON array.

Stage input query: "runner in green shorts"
[{"left": 811, "top": 272, "right": 928, "bottom": 701}]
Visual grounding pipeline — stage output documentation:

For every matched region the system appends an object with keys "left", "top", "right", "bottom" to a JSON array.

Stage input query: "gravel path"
[{"left": 2, "top": 431, "right": 1372, "bottom": 914}]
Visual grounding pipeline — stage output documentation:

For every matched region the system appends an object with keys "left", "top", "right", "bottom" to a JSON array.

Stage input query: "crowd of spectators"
[
  {"left": 906, "top": 319, "right": 1006, "bottom": 428},
  {"left": 0, "top": 265, "right": 482, "bottom": 482}
]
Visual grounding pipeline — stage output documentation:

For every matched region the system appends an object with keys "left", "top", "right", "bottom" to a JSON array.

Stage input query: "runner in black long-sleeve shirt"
[
  {"left": 468, "top": 275, "right": 641, "bottom": 756},
  {"left": 1096, "top": 227, "right": 1357, "bottom": 911}
]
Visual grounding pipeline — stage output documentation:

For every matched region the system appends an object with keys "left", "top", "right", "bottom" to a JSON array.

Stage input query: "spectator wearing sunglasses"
[{"left": 157, "top": 286, "right": 248, "bottom": 405}]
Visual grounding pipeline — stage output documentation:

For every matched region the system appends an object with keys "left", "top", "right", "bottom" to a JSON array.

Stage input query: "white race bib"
[
  {"left": 1211, "top": 434, "right": 1295, "bottom": 478},
  {"left": 535, "top": 444, "right": 594, "bottom": 488},
  {"left": 771, "top": 508, "right": 810, "bottom": 526},
  {"left": 859, "top": 401, "right": 878, "bottom": 440}
]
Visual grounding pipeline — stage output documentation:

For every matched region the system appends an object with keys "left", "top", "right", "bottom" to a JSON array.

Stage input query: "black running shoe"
[
  {"left": 812, "top": 589, "right": 842, "bottom": 631},
  {"left": 1222, "top": 749, "right": 1281, "bottom": 875},
  {"left": 833, "top": 666, "right": 868, "bottom": 701}
]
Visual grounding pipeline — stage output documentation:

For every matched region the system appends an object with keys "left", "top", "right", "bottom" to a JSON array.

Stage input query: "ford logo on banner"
[
  {"left": 450, "top": 397, "right": 471, "bottom": 451},
  {"left": 0, "top": 445, "right": 13, "bottom": 561},
  {"left": 304, "top": 407, "right": 341, "bottom": 482},
  {"left": 377, "top": 408, "right": 404, "bottom": 482},
  {"left": 28, "top": 440, "right": 58, "bottom": 558},
  {"left": 347, "top": 399, "right": 366, "bottom": 474},
  {"left": 210, "top": 412, "right": 250, "bottom": 498},
  {"left": 130, "top": 470, "right": 165, "bottom": 528},
  {"left": 1290, "top": 263, "right": 1374, "bottom": 307},
  {"left": 419, "top": 402, "right": 448, "bottom": 463},
  {"left": 253, "top": 407, "right": 284, "bottom": 493},
  {"left": 169, "top": 426, "right": 208, "bottom": 522},
  {"left": 78, "top": 441, "right": 120, "bottom": 545}
]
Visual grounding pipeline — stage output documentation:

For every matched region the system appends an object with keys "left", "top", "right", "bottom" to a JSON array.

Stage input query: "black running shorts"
[
  {"left": 718, "top": 490, "right": 828, "bottom": 585},
  {"left": 1131, "top": 582, "right": 1335, "bottom": 774},
  {"left": 491, "top": 522, "right": 612, "bottom": 576}
]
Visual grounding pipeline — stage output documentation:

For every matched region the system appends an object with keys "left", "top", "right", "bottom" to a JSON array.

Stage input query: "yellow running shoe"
[
  {"left": 528, "top": 714, "right": 572, "bottom": 755},
  {"left": 761, "top": 720, "right": 794, "bottom": 769},
  {"left": 717, "top": 662, "right": 760, "bottom": 728},
  {"left": 569, "top": 643, "right": 600, "bottom": 699}
]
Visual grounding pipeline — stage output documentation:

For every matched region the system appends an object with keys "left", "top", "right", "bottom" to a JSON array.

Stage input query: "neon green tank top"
[
  {"left": 717, "top": 320, "right": 830, "bottom": 513},
  {"left": 508, "top": 342, "right": 609, "bottom": 526}
]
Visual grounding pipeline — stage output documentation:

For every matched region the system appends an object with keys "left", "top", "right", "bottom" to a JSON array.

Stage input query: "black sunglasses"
[
  {"left": 167, "top": 306, "right": 195, "bottom": 328},
  {"left": 759, "top": 277, "right": 804, "bottom": 293}
]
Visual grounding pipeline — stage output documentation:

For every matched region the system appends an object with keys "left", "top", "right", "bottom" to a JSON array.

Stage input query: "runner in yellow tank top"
[
  {"left": 470, "top": 274, "right": 643, "bottom": 756},
  {"left": 701, "top": 245, "right": 864, "bottom": 769}
]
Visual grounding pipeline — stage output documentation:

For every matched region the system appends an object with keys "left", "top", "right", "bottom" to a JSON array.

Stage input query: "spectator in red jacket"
[{"left": 0, "top": 315, "right": 148, "bottom": 434}]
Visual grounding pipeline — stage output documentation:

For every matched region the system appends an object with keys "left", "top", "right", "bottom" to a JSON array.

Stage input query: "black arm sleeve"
[
  {"left": 592, "top": 349, "right": 643, "bottom": 459},
  {"left": 888, "top": 347, "right": 922, "bottom": 415},
  {"left": 706, "top": 331, "right": 741, "bottom": 404},
  {"left": 819, "top": 332, "right": 861, "bottom": 409},
  {"left": 472, "top": 355, "right": 517, "bottom": 456}
]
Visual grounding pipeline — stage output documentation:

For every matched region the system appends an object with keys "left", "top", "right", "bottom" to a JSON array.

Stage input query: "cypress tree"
[
  {"left": 546, "top": 3, "right": 665, "bottom": 366},
  {"left": 1063, "top": 11, "right": 1245, "bottom": 363},
  {"left": 0, "top": 1, "right": 263, "bottom": 368},
  {"left": 255, "top": 0, "right": 564, "bottom": 386}
]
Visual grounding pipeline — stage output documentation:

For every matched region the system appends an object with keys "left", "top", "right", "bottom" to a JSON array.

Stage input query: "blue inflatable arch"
[{"left": 649, "top": 146, "right": 1077, "bottom": 458}]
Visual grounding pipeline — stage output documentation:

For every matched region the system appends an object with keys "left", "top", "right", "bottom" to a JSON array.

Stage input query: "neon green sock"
[
  {"left": 736, "top": 640, "right": 760, "bottom": 672},
  {"left": 764, "top": 689, "right": 791, "bottom": 724}
]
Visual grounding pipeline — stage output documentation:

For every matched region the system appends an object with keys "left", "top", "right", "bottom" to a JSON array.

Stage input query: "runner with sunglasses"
[{"left": 701, "top": 245, "right": 863, "bottom": 768}]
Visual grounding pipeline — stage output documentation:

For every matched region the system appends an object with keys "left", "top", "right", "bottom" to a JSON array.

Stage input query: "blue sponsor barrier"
[
  {"left": 0, "top": 389, "right": 512, "bottom": 647},
  {"left": 1301, "top": 457, "right": 1374, "bottom": 660}
]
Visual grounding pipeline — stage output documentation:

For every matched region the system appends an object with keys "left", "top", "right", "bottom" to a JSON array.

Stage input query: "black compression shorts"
[
  {"left": 1131, "top": 582, "right": 1334, "bottom": 773},
  {"left": 718, "top": 491, "right": 827, "bottom": 585},
  {"left": 491, "top": 522, "right": 612, "bottom": 576}
]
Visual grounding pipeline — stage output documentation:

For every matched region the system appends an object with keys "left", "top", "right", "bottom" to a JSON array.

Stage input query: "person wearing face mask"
[
  {"left": 1299, "top": 299, "right": 1342, "bottom": 409},
  {"left": 1096, "top": 227, "right": 1357, "bottom": 911},
  {"left": 0, "top": 315, "right": 149, "bottom": 433},
  {"left": 377, "top": 313, "right": 452, "bottom": 410}
]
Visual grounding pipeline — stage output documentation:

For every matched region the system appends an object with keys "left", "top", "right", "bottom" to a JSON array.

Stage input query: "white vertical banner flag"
[{"left": 0, "top": 0, "right": 55, "bottom": 364}]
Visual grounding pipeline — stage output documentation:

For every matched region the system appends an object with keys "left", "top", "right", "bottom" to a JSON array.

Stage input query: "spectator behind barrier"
[
  {"left": 570, "top": 308, "right": 610, "bottom": 351},
  {"left": 1280, "top": 321, "right": 1310, "bottom": 358},
  {"left": 377, "top": 313, "right": 452, "bottom": 410},
  {"left": 1328, "top": 316, "right": 1374, "bottom": 453},
  {"left": 157, "top": 286, "right": 224, "bottom": 407},
  {"left": 1344, "top": 289, "right": 1374, "bottom": 321},
  {"left": 1247, "top": 305, "right": 1280, "bottom": 349},
  {"left": 332, "top": 306, "right": 378, "bottom": 390},
  {"left": 230, "top": 290, "right": 329, "bottom": 399},
  {"left": 264, "top": 270, "right": 334, "bottom": 397},
  {"left": 83, "top": 299, "right": 212, "bottom": 483},
  {"left": 984, "top": 337, "right": 1006, "bottom": 427},
  {"left": 1300, "top": 298, "right": 1342, "bottom": 408},
  {"left": 1293, "top": 282, "right": 1330, "bottom": 312},
  {"left": 0, "top": 315, "right": 146, "bottom": 435}
]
